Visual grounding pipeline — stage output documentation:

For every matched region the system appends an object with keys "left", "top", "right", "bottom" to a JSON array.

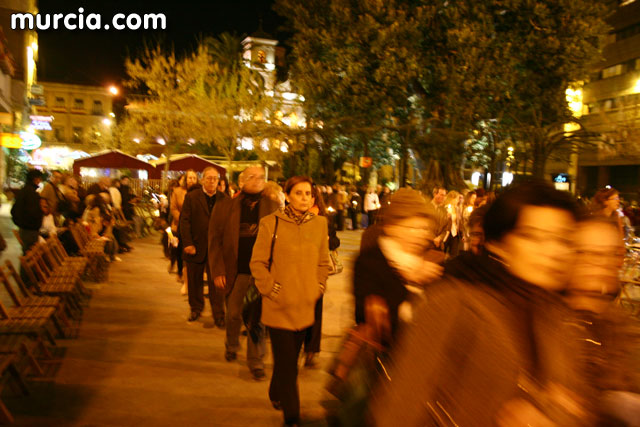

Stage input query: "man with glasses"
[
  {"left": 180, "top": 167, "right": 226, "bottom": 324},
  {"left": 209, "top": 166, "right": 279, "bottom": 380}
]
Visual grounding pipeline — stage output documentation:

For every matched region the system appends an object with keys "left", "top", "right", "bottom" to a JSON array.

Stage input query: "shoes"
[
  {"left": 225, "top": 351, "right": 237, "bottom": 362},
  {"left": 168, "top": 264, "right": 174, "bottom": 273},
  {"left": 187, "top": 311, "right": 200, "bottom": 322},
  {"left": 251, "top": 368, "right": 266, "bottom": 381},
  {"left": 118, "top": 247, "right": 129, "bottom": 254},
  {"left": 114, "top": 256, "right": 123, "bottom": 262},
  {"left": 271, "top": 400, "right": 282, "bottom": 411},
  {"left": 215, "top": 317, "right": 225, "bottom": 329},
  {"left": 304, "top": 352, "right": 317, "bottom": 368},
  {"left": 176, "top": 275, "right": 183, "bottom": 283}
]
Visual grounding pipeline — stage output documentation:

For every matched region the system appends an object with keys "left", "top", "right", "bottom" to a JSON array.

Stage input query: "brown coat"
[
  {"left": 208, "top": 192, "right": 279, "bottom": 294},
  {"left": 170, "top": 186, "right": 187, "bottom": 232},
  {"left": 371, "top": 276, "right": 593, "bottom": 426},
  {"left": 250, "top": 210, "right": 331, "bottom": 331}
]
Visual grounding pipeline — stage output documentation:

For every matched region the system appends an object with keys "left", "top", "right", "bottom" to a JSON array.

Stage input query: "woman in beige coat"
[{"left": 250, "top": 176, "right": 330, "bottom": 426}]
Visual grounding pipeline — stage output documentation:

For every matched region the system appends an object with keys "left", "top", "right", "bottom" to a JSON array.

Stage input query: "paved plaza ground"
[{"left": 0, "top": 206, "right": 362, "bottom": 426}]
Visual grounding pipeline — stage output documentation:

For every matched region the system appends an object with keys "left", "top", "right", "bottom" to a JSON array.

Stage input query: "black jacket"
[
  {"left": 180, "top": 187, "right": 225, "bottom": 264},
  {"left": 11, "top": 182, "right": 42, "bottom": 230}
]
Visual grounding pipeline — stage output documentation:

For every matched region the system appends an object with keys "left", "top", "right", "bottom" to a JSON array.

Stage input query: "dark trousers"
[
  {"left": 19, "top": 228, "right": 39, "bottom": 254},
  {"left": 368, "top": 209, "right": 379, "bottom": 226},
  {"left": 186, "top": 260, "right": 224, "bottom": 319},
  {"left": 304, "top": 297, "right": 323, "bottom": 354},
  {"left": 268, "top": 327, "right": 306, "bottom": 424},
  {"left": 170, "top": 240, "right": 183, "bottom": 277},
  {"left": 349, "top": 208, "right": 359, "bottom": 230},
  {"left": 335, "top": 210, "right": 345, "bottom": 231}
]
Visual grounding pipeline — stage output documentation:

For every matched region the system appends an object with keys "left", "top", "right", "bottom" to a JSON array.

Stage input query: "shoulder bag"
[{"left": 243, "top": 216, "right": 279, "bottom": 343}]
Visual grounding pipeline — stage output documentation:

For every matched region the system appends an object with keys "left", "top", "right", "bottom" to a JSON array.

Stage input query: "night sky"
[{"left": 37, "top": 0, "right": 283, "bottom": 86}]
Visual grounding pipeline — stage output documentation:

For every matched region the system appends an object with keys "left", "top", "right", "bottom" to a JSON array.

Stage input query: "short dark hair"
[
  {"left": 592, "top": 187, "right": 618, "bottom": 210},
  {"left": 284, "top": 176, "right": 313, "bottom": 195},
  {"left": 26, "top": 169, "right": 43, "bottom": 183},
  {"left": 483, "top": 181, "right": 579, "bottom": 243},
  {"left": 433, "top": 186, "right": 446, "bottom": 195}
]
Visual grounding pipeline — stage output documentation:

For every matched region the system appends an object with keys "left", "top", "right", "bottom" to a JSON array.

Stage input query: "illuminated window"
[
  {"left": 92, "top": 100, "right": 103, "bottom": 115},
  {"left": 257, "top": 50, "right": 267, "bottom": 64},
  {"left": 603, "top": 98, "right": 619, "bottom": 111},
  {"left": 53, "top": 127, "right": 64, "bottom": 141},
  {"left": 55, "top": 97, "right": 65, "bottom": 108},
  {"left": 72, "top": 127, "right": 83, "bottom": 143},
  {"left": 602, "top": 64, "right": 623, "bottom": 79},
  {"left": 73, "top": 98, "right": 84, "bottom": 110}
]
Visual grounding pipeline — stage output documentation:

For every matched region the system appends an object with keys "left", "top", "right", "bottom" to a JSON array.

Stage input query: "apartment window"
[
  {"left": 73, "top": 98, "right": 84, "bottom": 110},
  {"left": 602, "top": 64, "right": 623, "bottom": 79},
  {"left": 603, "top": 98, "right": 619, "bottom": 111},
  {"left": 587, "top": 103, "right": 600, "bottom": 114},
  {"left": 72, "top": 127, "right": 83, "bottom": 143},
  {"left": 53, "top": 126, "right": 64, "bottom": 141},
  {"left": 55, "top": 97, "right": 65, "bottom": 108},
  {"left": 92, "top": 100, "right": 103, "bottom": 115}
]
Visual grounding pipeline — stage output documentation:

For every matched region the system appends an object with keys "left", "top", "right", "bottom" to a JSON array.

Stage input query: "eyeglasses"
[{"left": 203, "top": 176, "right": 220, "bottom": 182}]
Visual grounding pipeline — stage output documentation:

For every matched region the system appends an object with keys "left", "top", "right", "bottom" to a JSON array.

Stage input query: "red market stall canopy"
[
  {"left": 73, "top": 150, "right": 157, "bottom": 177},
  {"left": 152, "top": 154, "right": 226, "bottom": 178}
]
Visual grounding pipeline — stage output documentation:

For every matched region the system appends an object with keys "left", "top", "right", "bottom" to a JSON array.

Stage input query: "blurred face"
[
  {"left": 186, "top": 171, "right": 198, "bottom": 189},
  {"left": 217, "top": 179, "right": 226, "bottom": 193},
  {"left": 469, "top": 194, "right": 477, "bottom": 206},
  {"left": 40, "top": 198, "right": 50, "bottom": 215},
  {"left": 567, "top": 221, "right": 623, "bottom": 311},
  {"left": 202, "top": 169, "right": 220, "bottom": 194},
  {"left": 51, "top": 171, "right": 62, "bottom": 185},
  {"left": 489, "top": 206, "right": 575, "bottom": 291},
  {"left": 286, "top": 182, "right": 313, "bottom": 213},
  {"left": 433, "top": 189, "right": 446, "bottom": 205},
  {"left": 469, "top": 222, "right": 484, "bottom": 255},
  {"left": 384, "top": 216, "right": 436, "bottom": 255},
  {"left": 605, "top": 192, "right": 620, "bottom": 212},
  {"left": 242, "top": 167, "right": 266, "bottom": 194},
  {"left": 121, "top": 177, "right": 129, "bottom": 186}
]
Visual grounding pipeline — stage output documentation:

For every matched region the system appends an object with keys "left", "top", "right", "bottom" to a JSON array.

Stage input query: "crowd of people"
[
  {"left": 10, "top": 165, "right": 640, "bottom": 426},
  {"left": 11, "top": 169, "right": 138, "bottom": 261}
]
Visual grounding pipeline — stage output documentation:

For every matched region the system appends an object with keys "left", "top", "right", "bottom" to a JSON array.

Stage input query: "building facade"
[
  {"left": 578, "top": 0, "right": 640, "bottom": 198},
  {"left": 35, "top": 81, "right": 114, "bottom": 148}
]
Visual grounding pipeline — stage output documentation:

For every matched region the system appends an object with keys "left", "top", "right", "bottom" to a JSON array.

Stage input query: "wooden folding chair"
[
  {"left": 0, "top": 354, "right": 30, "bottom": 424},
  {"left": 0, "top": 263, "right": 73, "bottom": 337}
]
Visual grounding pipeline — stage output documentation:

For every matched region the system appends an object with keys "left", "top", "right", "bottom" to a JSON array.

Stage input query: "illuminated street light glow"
[
  {"left": 109, "top": 112, "right": 115, "bottom": 118},
  {"left": 157, "top": 138, "right": 166, "bottom": 145},
  {"left": 133, "top": 138, "right": 140, "bottom": 144},
  {"left": 102, "top": 118, "right": 112, "bottom": 126},
  {"left": 109, "top": 86, "right": 119, "bottom": 96}
]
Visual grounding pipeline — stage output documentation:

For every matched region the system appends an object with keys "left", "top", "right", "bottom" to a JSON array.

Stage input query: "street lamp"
[{"left": 108, "top": 85, "right": 119, "bottom": 96}]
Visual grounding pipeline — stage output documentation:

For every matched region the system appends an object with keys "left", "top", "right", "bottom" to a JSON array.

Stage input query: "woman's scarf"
[{"left": 283, "top": 204, "right": 315, "bottom": 225}]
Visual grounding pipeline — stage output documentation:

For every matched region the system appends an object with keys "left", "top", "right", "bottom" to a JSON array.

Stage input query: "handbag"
[
  {"left": 329, "top": 249, "right": 343, "bottom": 275},
  {"left": 242, "top": 216, "right": 279, "bottom": 343},
  {"left": 326, "top": 324, "right": 389, "bottom": 425}
]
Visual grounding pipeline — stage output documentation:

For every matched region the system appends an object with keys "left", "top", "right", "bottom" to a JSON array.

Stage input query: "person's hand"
[
  {"left": 365, "top": 295, "right": 391, "bottom": 343},
  {"left": 214, "top": 275, "right": 226, "bottom": 289},
  {"left": 433, "top": 236, "right": 442, "bottom": 248},
  {"left": 184, "top": 245, "right": 196, "bottom": 255}
]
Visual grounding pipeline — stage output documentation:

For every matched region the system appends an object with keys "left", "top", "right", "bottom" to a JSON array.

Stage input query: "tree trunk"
[
  {"left": 531, "top": 141, "right": 547, "bottom": 179},
  {"left": 362, "top": 137, "right": 370, "bottom": 185},
  {"left": 399, "top": 128, "right": 410, "bottom": 187}
]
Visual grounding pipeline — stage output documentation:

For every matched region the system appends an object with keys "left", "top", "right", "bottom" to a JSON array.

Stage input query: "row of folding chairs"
[
  {"left": 0, "top": 241, "right": 87, "bottom": 423},
  {"left": 68, "top": 223, "right": 110, "bottom": 282}
]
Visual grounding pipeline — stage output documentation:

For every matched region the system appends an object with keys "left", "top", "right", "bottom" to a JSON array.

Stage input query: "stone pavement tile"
[{"left": 4, "top": 229, "right": 361, "bottom": 426}]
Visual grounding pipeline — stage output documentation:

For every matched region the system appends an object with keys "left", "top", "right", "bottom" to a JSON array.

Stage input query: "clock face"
[{"left": 257, "top": 50, "right": 267, "bottom": 64}]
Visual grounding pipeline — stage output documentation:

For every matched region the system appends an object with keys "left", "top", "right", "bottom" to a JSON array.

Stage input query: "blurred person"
[
  {"left": 430, "top": 185, "right": 450, "bottom": 249},
  {"left": 229, "top": 183, "right": 239, "bottom": 198},
  {"left": 443, "top": 190, "right": 463, "bottom": 258},
  {"left": 59, "top": 175, "right": 83, "bottom": 221},
  {"left": 39, "top": 170, "right": 64, "bottom": 220},
  {"left": 354, "top": 188, "right": 443, "bottom": 343},
  {"left": 217, "top": 175, "right": 231, "bottom": 197},
  {"left": 303, "top": 185, "right": 341, "bottom": 368},
  {"left": 109, "top": 179, "right": 122, "bottom": 213},
  {"left": 348, "top": 185, "right": 362, "bottom": 230},
  {"left": 250, "top": 176, "right": 330, "bottom": 426},
  {"left": 461, "top": 191, "right": 477, "bottom": 251},
  {"left": 331, "top": 184, "right": 348, "bottom": 231},
  {"left": 82, "top": 194, "right": 119, "bottom": 261},
  {"left": 372, "top": 182, "right": 593, "bottom": 426},
  {"left": 380, "top": 185, "right": 392, "bottom": 206},
  {"left": 119, "top": 176, "right": 137, "bottom": 221},
  {"left": 169, "top": 173, "right": 192, "bottom": 283},
  {"left": 364, "top": 187, "right": 381, "bottom": 227},
  {"left": 39, "top": 198, "right": 57, "bottom": 238},
  {"left": 180, "top": 167, "right": 226, "bottom": 324},
  {"left": 87, "top": 176, "right": 111, "bottom": 197},
  {"left": 592, "top": 187, "right": 625, "bottom": 238},
  {"left": 209, "top": 166, "right": 279, "bottom": 380},
  {"left": 11, "top": 169, "right": 44, "bottom": 253},
  {"left": 263, "top": 180, "right": 285, "bottom": 208}
]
